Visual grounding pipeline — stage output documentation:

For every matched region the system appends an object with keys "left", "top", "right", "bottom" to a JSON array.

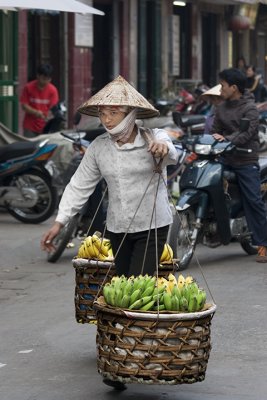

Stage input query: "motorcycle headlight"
[{"left": 194, "top": 144, "right": 211, "bottom": 154}]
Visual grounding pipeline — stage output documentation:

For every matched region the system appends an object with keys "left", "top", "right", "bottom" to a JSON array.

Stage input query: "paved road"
[{"left": 0, "top": 211, "right": 266, "bottom": 400}]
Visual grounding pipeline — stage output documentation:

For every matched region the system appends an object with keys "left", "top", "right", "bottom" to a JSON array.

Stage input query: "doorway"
[{"left": 0, "top": 11, "right": 18, "bottom": 132}]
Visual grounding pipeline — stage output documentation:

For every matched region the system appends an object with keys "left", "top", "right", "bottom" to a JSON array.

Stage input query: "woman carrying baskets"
[{"left": 41, "top": 76, "right": 179, "bottom": 278}]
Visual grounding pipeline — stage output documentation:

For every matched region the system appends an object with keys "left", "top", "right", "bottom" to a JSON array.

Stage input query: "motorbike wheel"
[
  {"left": 7, "top": 169, "right": 58, "bottom": 224},
  {"left": 240, "top": 238, "right": 257, "bottom": 255},
  {"left": 47, "top": 214, "right": 80, "bottom": 263},
  {"left": 168, "top": 208, "right": 198, "bottom": 270},
  {"left": 240, "top": 188, "right": 267, "bottom": 255}
]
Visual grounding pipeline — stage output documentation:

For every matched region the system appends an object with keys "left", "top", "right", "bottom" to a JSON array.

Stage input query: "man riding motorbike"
[{"left": 211, "top": 67, "right": 267, "bottom": 263}]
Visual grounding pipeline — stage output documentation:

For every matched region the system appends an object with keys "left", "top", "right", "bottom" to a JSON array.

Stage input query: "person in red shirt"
[{"left": 20, "top": 64, "right": 59, "bottom": 137}]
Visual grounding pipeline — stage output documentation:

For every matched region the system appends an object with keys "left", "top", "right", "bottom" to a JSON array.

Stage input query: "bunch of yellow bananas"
[
  {"left": 102, "top": 273, "right": 206, "bottom": 313},
  {"left": 77, "top": 233, "right": 113, "bottom": 261},
  {"left": 158, "top": 273, "right": 206, "bottom": 313},
  {"left": 160, "top": 243, "right": 174, "bottom": 263}
]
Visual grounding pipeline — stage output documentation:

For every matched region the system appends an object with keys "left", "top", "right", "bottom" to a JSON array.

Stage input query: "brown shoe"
[{"left": 256, "top": 246, "right": 267, "bottom": 263}]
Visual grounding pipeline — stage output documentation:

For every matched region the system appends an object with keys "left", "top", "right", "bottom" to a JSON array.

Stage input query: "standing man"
[
  {"left": 20, "top": 64, "right": 59, "bottom": 137},
  {"left": 211, "top": 67, "right": 267, "bottom": 262}
]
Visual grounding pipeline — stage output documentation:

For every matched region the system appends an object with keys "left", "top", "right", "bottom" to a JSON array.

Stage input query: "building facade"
[{"left": 0, "top": 0, "right": 266, "bottom": 134}]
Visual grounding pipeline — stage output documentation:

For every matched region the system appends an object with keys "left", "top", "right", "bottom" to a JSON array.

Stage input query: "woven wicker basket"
[
  {"left": 73, "top": 257, "right": 179, "bottom": 323},
  {"left": 94, "top": 297, "right": 216, "bottom": 385},
  {"left": 73, "top": 258, "right": 116, "bottom": 323}
]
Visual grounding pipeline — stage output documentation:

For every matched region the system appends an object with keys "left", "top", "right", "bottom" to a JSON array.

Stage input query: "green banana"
[
  {"left": 188, "top": 294, "right": 198, "bottom": 312},
  {"left": 196, "top": 289, "right": 206, "bottom": 311},
  {"left": 172, "top": 285, "right": 181, "bottom": 298},
  {"left": 123, "top": 279, "right": 134, "bottom": 296},
  {"left": 187, "top": 282, "right": 199, "bottom": 296},
  {"left": 140, "top": 299, "right": 155, "bottom": 311},
  {"left": 121, "top": 294, "right": 130, "bottom": 308},
  {"left": 110, "top": 276, "right": 121, "bottom": 292},
  {"left": 152, "top": 304, "right": 165, "bottom": 311},
  {"left": 180, "top": 296, "right": 188, "bottom": 312},
  {"left": 142, "top": 284, "right": 156, "bottom": 297},
  {"left": 103, "top": 284, "right": 111, "bottom": 304},
  {"left": 129, "top": 288, "right": 142, "bottom": 305},
  {"left": 132, "top": 276, "right": 142, "bottom": 291},
  {"left": 163, "top": 292, "right": 172, "bottom": 311},
  {"left": 143, "top": 276, "right": 156, "bottom": 290},
  {"left": 171, "top": 295, "right": 180, "bottom": 311},
  {"left": 128, "top": 295, "right": 153, "bottom": 310},
  {"left": 115, "top": 288, "right": 123, "bottom": 307},
  {"left": 181, "top": 286, "right": 190, "bottom": 302},
  {"left": 109, "top": 286, "right": 116, "bottom": 306}
]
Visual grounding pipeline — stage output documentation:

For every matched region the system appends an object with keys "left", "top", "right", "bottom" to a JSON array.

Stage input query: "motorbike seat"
[
  {"left": 172, "top": 111, "right": 206, "bottom": 128},
  {"left": 0, "top": 141, "right": 37, "bottom": 163},
  {"left": 259, "top": 157, "right": 267, "bottom": 171},
  {"left": 224, "top": 159, "right": 267, "bottom": 182}
]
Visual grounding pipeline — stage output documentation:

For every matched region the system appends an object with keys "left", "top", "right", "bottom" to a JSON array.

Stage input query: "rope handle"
[
  {"left": 140, "top": 127, "right": 164, "bottom": 173},
  {"left": 140, "top": 126, "right": 154, "bottom": 146}
]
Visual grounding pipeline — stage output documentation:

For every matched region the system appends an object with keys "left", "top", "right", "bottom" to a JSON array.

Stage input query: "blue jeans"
[{"left": 227, "top": 164, "right": 267, "bottom": 246}]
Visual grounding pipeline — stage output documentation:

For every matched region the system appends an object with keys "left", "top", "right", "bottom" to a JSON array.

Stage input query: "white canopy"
[{"left": 0, "top": 0, "right": 104, "bottom": 15}]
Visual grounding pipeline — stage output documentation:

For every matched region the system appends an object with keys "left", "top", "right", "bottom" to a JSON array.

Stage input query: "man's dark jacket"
[{"left": 211, "top": 90, "right": 259, "bottom": 166}]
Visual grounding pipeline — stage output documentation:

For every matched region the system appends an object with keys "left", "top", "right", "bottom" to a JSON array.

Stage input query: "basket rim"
[
  {"left": 94, "top": 297, "right": 216, "bottom": 321},
  {"left": 73, "top": 257, "right": 177, "bottom": 269},
  {"left": 73, "top": 258, "right": 115, "bottom": 267}
]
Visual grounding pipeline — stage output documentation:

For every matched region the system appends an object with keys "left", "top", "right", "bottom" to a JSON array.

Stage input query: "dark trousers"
[
  {"left": 107, "top": 225, "right": 169, "bottom": 277},
  {"left": 229, "top": 164, "right": 267, "bottom": 246}
]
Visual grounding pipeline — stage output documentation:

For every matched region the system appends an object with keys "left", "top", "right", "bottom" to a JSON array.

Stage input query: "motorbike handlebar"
[{"left": 235, "top": 147, "right": 252, "bottom": 153}]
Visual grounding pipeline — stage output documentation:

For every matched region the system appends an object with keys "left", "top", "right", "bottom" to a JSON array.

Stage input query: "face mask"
[{"left": 104, "top": 109, "right": 137, "bottom": 143}]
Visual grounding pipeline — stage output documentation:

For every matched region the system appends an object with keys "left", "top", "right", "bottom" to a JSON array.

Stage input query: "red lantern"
[{"left": 229, "top": 15, "right": 250, "bottom": 31}]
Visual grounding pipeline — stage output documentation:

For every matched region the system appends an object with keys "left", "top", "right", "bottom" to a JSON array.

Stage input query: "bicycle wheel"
[{"left": 47, "top": 214, "right": 80, "bottom": 263}]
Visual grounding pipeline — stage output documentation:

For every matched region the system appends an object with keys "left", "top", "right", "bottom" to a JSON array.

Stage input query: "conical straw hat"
[
  {"left": 201, "top": 84, "right": 222, "bottom": 99},
  {"left": 77, "top": 75, "right": 160, "bottom": 119}
]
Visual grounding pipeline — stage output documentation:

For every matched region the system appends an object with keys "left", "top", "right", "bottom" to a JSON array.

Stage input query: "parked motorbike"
[
  {"left": 47, "top": 131, "right": 106, "bottom": 263},
  {"left": 0, "top": 138, "right": 58, "bottom": 223},
  {"left": 42, "top": 101, "right": 67, "bottom": 134},
  {"left": 168, "top": 119, "right": 267, "bottom": 270}
]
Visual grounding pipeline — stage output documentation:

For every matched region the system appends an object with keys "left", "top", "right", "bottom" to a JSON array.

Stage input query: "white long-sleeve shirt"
[{"left": 56, "top": 128, "right": 179, "bottom": 233}]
